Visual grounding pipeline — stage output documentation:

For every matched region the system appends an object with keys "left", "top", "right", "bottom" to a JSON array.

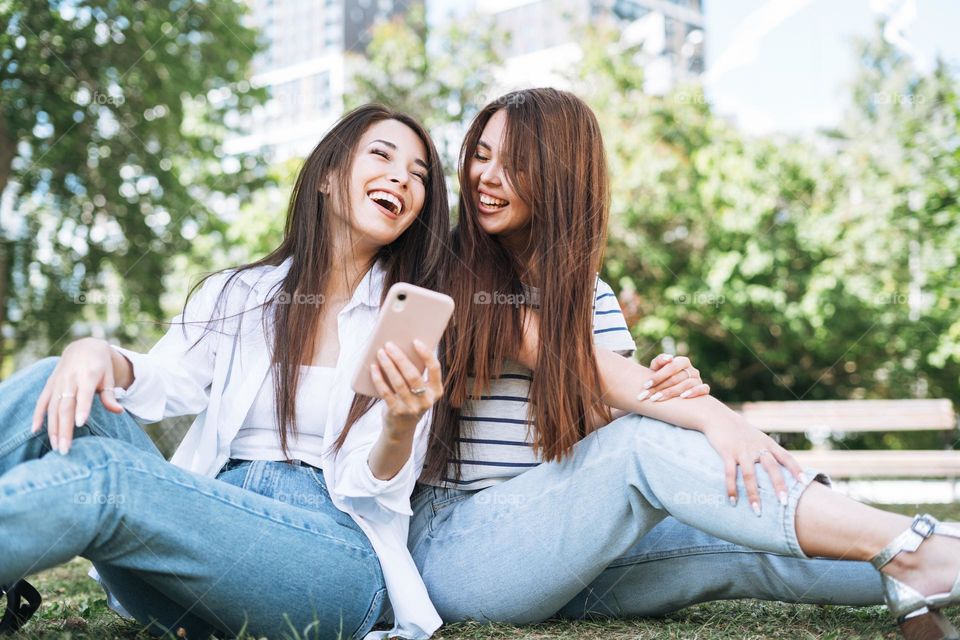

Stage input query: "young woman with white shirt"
[
  {"left": 411, "top": 88, "right": 959, "bottom": 640},
  {"left": 0, "top": 105, "right": 447, "bottom": 640}
]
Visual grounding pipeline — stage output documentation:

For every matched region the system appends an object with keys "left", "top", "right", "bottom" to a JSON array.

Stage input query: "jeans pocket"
[
  {"left": 305, "top": 466, "right": 329, "bottom": 494},
  {"left": 215, "top": 459, "right": 253, "bottom": 488},
  {"left": 303, "top": 467, "right": 360, "bottom": 532},
  {"left": 350, "top": 586, "right": 387, "bottom": 639}
]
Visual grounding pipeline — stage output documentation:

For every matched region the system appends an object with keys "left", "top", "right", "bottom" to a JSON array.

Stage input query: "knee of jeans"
[
  {"left": 592, "top": 414, "right": 661, "bottom": 457},
  {"left": 84, "top": 389, "right": 128, "bottom": 428},
  {"left": 67, "top": 436, "right": 136, "bottom": 467},
  {"left": 592, "top": 415, "right": 703, "bottom": 474}
]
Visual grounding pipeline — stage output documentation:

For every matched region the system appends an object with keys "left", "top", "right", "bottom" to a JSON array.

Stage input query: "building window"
[{"left": 313, "top": 72, "right": 331, "bottom": 112}]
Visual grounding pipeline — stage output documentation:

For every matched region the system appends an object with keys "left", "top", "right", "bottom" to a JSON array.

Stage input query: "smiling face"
[
  {"left": 337, "top": 118, "right": 430, "bottom": 250},
  {"left": 467, "top": 109, "right": 533, "bottom": 239}
]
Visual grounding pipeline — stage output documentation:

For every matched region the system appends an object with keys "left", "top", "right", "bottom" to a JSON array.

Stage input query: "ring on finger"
[
  {"left": 753, "top": 448, "right": 770, "bottom": 463},
  {"left": 683, "top": 369, "right": 692, "bottom": 380},
  {"left": 59, "top": 392, "right": 76, "bottom": 400},
  {"left": 410, "top": 387, "right": 427, "bottom": 396}
]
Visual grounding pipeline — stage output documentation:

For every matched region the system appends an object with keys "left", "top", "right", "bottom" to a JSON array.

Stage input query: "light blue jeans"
[
  {"left": 409, "top": 413, "right": 885, "bottom": 623},
  {"left": 0, "top": 358, "right": 386, "bottom": 639}
]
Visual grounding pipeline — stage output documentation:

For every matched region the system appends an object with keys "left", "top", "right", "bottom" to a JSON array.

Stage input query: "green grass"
[{"left": 10, "top": 503, "right": 960, "bottom": 639}]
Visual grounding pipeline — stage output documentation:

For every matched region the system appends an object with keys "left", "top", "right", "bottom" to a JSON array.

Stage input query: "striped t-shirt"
[{"left": 429, "top": 277, "right": 636, "bottom": 490}]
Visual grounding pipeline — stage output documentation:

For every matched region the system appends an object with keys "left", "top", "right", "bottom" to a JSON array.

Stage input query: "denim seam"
[
  {"left": 351, "top": 586, "right": 387, "bottom": 639},
  {"left": 84, "top": 411, "right": 133, "bottom": 440},
  {"left": 431, "top": 492, "right": 471, "bottom": 515},
  {"left": 4, "top": 456, "right": 376, "bottom": 554},
  {"left": 606, "top": 546, "right": 788, "bottom": 569},
  {"left": 241, "top": 460, "right": 261, "bottom": 491},
  {"left": 0, "top": 427, "right": 46, "bottom": 459},
  {"left": 305, "top": 467, "right": 329, "bottom": 493}
]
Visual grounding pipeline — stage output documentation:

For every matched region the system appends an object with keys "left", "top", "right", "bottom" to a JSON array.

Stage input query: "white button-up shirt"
[{"left": 97, "top": 257, "right": 441, "bottom": 639}]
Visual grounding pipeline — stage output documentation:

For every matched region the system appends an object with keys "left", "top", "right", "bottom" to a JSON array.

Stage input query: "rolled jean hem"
[{"left": 783, "top": 467, "right": 832, "bottom": 559}]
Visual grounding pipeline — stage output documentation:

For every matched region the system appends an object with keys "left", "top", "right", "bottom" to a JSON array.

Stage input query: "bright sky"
[
  {"left": 705, "top": 0, "right": 960, "bottom": 133},
  {"left": 428, "top": 0, "right": 960, "bottom": 134}
]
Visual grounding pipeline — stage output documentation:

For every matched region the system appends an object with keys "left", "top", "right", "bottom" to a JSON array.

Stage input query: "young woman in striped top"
[{"left": 409, "top": 88, "right": 960, "bottom": 640}]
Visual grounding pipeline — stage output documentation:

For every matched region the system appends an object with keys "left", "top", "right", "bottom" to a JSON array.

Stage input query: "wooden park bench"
[{"left": 734, "top": 399, "right": 960, "bottom": 481}]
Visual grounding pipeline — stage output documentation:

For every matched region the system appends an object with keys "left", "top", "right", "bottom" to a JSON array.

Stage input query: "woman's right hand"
[
  {"left": 370, "top": 339, "right": 444, "bottom": 433},
  {"left": 366, "top": 339, "right": 444, "bottom": 481},
  {"left": 31, "top": 338, "right": 127, "bottom": 454},
  {"left": 641, "top": 353, "right": 709, "bottom": 401}
]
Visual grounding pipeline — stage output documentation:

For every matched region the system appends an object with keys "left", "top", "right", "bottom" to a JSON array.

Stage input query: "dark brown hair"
[
  {"left": 186, "top": 104, "right": 449, "bottom": 456},
  {"left": 424, "top": 88, "right": 611, "bottom": 482}
]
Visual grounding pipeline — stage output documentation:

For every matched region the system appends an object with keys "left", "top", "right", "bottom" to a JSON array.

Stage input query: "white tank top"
[{"left": 230, "top": 365, "right": 337, "bottom": 468}]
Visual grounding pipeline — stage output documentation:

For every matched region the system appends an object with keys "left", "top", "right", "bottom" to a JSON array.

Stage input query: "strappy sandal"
[
  {"left": 872, "top": 514, "right": 960, "bottom": 640},
  {"left": 0, "top": 580, "right": 41, "bottom": 634}
]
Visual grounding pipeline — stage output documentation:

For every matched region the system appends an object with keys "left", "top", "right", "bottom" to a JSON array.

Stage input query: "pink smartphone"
[{"left": 351, "top": 282, "right": 455, "bottom": 397}]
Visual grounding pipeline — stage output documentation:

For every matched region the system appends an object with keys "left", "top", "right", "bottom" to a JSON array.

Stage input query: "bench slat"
[
  {"left": 736, "top": 399, "right": 956, "bottom": 433},
  {"left": 793, "top": 450, "right": 960, "bottom": 478}
]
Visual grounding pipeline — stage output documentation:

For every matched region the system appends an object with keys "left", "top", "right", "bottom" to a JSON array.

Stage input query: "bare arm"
[
  {"left": 519, "top": 311, "right": 804, "bottom": 512},
  {"left": 111, "top": 343, "right": 135, "bottom": 389},
  {"left": 366, "top": 340, "right": 443, "bottom": 481},
  {"left": 518, "top": 311, "right": 737, "bottom": 431}
]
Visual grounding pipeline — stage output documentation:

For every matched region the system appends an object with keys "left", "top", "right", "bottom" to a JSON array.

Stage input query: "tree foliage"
[
  {"left": 346, "top": 6, "right": 505, "bottom": 198},
  {"left": 15, "top": 2, "right": 952, "bottom": 441},
  {"left": 567, "top": 25, "right": 960, "bottom": 419},
  {"left": 0, "top": 0, "right": 267, "bottom": 369},
  {"left": 345, "top": 16, "right": 960, "bottom": 440}
]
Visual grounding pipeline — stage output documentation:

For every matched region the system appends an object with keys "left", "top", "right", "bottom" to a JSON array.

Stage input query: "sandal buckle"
[{"left": 911, "top": 514, "right": 937, "bottom": 540}]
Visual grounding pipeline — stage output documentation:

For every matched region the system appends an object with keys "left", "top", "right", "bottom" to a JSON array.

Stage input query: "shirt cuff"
[
  {"left": 336, "top": 452, "right": 417, "bottom": 521},
  {"left": 109, "top": 345, "right": 165, "bottom": 423}
]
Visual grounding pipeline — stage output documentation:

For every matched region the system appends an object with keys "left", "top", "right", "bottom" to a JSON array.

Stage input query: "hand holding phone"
[
  {"left": 351, "top": 283, "right": 454, "bottom": 400},
  {"left": 368, "top": 339, "right": 445, "bottom": 435}
]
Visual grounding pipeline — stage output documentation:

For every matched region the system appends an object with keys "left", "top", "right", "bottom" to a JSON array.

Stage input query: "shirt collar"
[
  {"left": 237, "top": 257, "right": 292, "bottom": 306},
  {"left": 344, "top": 260, "right": 386, "bottom": 312},
  {"left": 238, "top": 256, "right": 385, "bottom": 310}
]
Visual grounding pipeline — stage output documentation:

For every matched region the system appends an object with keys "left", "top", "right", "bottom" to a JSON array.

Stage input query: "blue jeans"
[
  {"left": 409, "top": 413, "right": 885, "bottom": 623},
  {"left": 0, "top": 358, "right": 386, "bottom": 639}
]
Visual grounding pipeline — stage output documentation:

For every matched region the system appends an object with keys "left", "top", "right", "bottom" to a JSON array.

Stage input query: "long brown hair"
[
  {"left": 186, "top": 104, "right": 449, "bottom": 455},
  {"left": 424, "top": 88, "right": 611, "bottom": 482}
]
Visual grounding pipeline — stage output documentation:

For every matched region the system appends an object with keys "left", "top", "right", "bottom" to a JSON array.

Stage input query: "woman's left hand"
[
  {"left": 639, "top": 354, "right": 709, "bottom": 401},
  {"left": 702, "top": 417, "right": 805, "bottom": 514}
]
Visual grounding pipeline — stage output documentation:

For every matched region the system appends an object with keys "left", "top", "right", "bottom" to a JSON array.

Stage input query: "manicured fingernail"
[
  {"left": 413, "top": 339, "right": 425, "bottom": 349},
  {"left": 650, "top": 392, "right": 663, "bottom": 402},
  {"left": 752, "top": 501, "right": 762, "bottom": 516},
  {"left": 386, "top": 342, "right": 399, "bottom": 353},
  {"left": 643, "top": 380, "right": 653, "bottom": 389},
  {"left": 662, "top": 354, "right": 673, "bottom": 362},
  {"left": 75, "top": 413, "right": 85, "bottom": 428},
  {"left": 779, "top": 491, "right": 788, "bottom": 506},
  {"left": 58, "top": 438, "right": 70, "bottom": 455},
  {"left": 377, "top": 349, "right": 386, "bottom": 358},
  {"left": 729, "top": 496, "right": 737, "bottom": 507},
  {"left": 636, "top": 390, "right": 650, "bottom": 402},
  {"left": 680, "top": 390, "right": 692, "bottom": 399}
]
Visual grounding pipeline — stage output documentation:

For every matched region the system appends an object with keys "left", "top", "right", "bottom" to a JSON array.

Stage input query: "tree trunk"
[{"left": 0, "top": 117, "right": 16, "bottom": 375}]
